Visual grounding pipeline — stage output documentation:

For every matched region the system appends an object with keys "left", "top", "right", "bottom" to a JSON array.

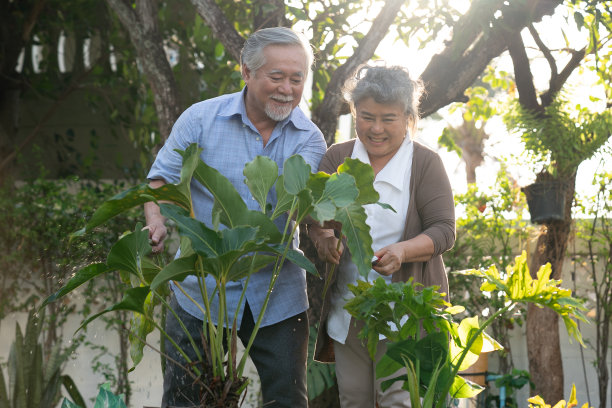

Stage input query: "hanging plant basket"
[{"left": 521, "top": 181, "right": 567, "bottom": 224}]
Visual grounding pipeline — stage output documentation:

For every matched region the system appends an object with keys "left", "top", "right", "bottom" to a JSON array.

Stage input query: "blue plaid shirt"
[{"left": 148, "top": 88, "right": 326, "bottom": 327}]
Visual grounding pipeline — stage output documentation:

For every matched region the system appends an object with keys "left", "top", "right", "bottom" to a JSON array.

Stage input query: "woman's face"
[{"left": 354, "top": 97, "right": 409, "bottom": 165}]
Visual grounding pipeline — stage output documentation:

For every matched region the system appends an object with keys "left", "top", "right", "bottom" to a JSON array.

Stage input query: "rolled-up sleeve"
[{"left": 147, "top": 107, "right": 197, "bottom": 184}]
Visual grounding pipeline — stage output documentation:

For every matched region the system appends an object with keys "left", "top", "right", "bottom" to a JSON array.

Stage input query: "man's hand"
[
  {"left": 144, "top": 214, "right": 167, "bottom": 253},
  {"left": 144, "top": 179, "right": 168, "bottom": 253}
]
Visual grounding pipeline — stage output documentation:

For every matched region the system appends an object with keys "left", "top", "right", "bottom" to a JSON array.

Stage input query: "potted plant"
[
  {"left": 344, "top": 251, "right": 587, "bottom": 408},
  {"left": 504, "top": 97, "right": 611, "bottom": 224},
  {"left": 43, "top": 143, "right": 385, "bottom": 407}
]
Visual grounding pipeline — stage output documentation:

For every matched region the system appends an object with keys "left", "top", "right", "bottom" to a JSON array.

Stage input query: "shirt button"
[
  {"left": 242, "top": 124, "right": 246, "bottom": 128},
  {"left": 256, "top": 137, "right": 260, "bottom": 141}
]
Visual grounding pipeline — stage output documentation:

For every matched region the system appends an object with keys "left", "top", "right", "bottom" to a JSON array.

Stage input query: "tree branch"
[
  {"left": 528, "top": 24, "right": 557, "bottom": 85},
  {"left": 541, "top": 47, "right": 586, "bottom": 106},
  {"left": 190, "top": 0, "right": 245, "bottom": 63},
  {"left": 312, "top": 0, "right": 405, "bottom": 142},
  {"left": 419, "top": 0, "right": 562, "bottom": 117},
  {"left": 105, "top": 0, "right": 181, "bottom": 141},
  {"left": 506, "top": 29, "right": 542, "bottom": 113}
]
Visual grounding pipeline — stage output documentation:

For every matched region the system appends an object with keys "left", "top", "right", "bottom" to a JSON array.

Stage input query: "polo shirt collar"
[
  {"left": 218, "top": 87, "right": 311, "bottom": 131},
  {"left": 353, "top": 134, "right": 412, "bottom": 191}
]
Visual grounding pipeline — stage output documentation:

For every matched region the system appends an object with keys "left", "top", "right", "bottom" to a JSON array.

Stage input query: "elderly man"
[{"left": 144, "top": 27, "right": 326, "bottom": 408}]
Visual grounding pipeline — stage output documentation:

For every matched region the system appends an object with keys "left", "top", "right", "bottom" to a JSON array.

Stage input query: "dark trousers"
[{"left": 161, "top": 295, "right": 309, "bottom": 408}]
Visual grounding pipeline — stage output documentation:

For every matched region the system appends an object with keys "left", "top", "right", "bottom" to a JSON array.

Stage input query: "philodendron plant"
[
  {"left": 44, "top": 143, "right": 384, "bottom": 407},
  {"left": 345, "top": 251, "right": 587, "bottom": 408}
]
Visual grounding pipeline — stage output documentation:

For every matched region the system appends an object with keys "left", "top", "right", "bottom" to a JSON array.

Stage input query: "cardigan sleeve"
[
  {"left": 317, "top": 139, "right": 356, "bottom": 173},
  {"left": 413, "top": 147, "right": 456, "bottom": 257}
]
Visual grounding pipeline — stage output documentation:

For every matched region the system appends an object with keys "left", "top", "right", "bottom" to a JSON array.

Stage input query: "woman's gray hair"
[
  {"left": 344, "top": 64, "right": 424, "bottom": 132},
  {"left": 240, "top": 27, "right": 314, "bottom": 75}
]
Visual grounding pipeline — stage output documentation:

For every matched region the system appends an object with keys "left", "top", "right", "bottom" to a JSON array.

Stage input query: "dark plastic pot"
[{"left": 521, "top": 181, "right": 566, "bottom": 224}]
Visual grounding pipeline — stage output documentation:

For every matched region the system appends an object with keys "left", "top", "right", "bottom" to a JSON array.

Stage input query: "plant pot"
[
  {"left": 458, "top": 352, "right": 488, "bottom": 387},
  {"left": 521, "top": 181, "right": 566, "bottom": 224}
]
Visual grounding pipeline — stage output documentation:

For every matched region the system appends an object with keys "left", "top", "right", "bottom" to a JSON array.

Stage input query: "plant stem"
[{"left": 237, "top": 199, "right": 298, "bottom": 374}]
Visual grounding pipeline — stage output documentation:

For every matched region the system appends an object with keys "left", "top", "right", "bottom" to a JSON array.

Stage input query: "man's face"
[{"left": 243, "top": 44, "right": 308, "bottom": 122}]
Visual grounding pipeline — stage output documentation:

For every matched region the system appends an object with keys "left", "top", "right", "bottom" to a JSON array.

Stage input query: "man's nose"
[{"left": 278, "top": 79, "right": 291, "bottom": 94}]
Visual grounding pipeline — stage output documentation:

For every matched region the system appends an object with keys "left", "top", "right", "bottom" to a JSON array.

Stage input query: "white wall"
[{"left": 0, "top": 309, "right": 261, "bottom": 408}]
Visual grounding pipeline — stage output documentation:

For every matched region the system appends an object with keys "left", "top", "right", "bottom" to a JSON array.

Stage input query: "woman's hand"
[
  {"left": 372, "top": 242, "right": 405, "bottom": 276},
  {"left": 373, "top": 234, "right": 435, "bottom": 276}
]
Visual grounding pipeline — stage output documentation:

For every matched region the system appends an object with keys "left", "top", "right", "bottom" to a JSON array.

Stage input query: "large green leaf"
[
  {"left": 449, "top": 375, "right": 483, "bottom": 399},
  {"left": 219, "top": 226, "right": 262, "bottom": 253},
  {"left": 129, "top": 291, "right": 157, "bottom": 366},
  {"left": 93, "top": 383, "right": 127, "bottom": 408},
  {"left": 243, "top": 156, "right": 278, "bottom": 212},
  {"left": 324, "top": 173, "right": 359, "bottom": 208},
  {"left": 106, "top": 226, "right": 152, "bottom": 275},
  {"left": 337, "top": 158, "right": 379, "bottom": 205},
  {"left": 283, "top": 154, "right": 312, "bottom": 195},
  {"left": 334, "top": 202, "right": 373, "bottom": 278},
  {"left": 266, "top": 244, "right": 317, "bottom": 276},
  {"left": 150, "top": 254, "right": 198, "bottom": 290},
  {"left": 307, "top": 171, "right": 331, "bottom": 202},
  {"left": 176, "top": 143, "right": 203, "bottom": 204},
  {"left": 190, "top": 153, "right": 249, "bottom": 226},
  {"left": 61, "top": 375, "right": 86, "bottom": 408},
  {"left": 227, "top": 254, "right": 277, "bottom": 281},
  {"left": 270, "top": 174, "right": 295, "bottom": 220},
  {"left": 161, "top": 203, "right": 222, "bottom": 257},
  {"left": 42, "top": 263, "right": 113, "bottom": 307},
  {"left": 73, "top": 183, "right": 192, "bottom": 237},
  {"left": 78, "top": 287, "right": 151, "bottom": 332}
]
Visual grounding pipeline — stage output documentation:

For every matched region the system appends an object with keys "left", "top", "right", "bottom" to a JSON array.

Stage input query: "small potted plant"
[{"left": 504, "top": 97, "right": 611, "bottom": 224}]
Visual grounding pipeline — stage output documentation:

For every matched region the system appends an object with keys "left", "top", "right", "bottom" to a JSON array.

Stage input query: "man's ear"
[{"left": 241, "top": 64, "right": 251, "bottom": 81}]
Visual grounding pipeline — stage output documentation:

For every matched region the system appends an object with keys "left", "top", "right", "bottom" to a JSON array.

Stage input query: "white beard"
[{"left": 265, "top": 96, "right": 294, "bottom": 121}]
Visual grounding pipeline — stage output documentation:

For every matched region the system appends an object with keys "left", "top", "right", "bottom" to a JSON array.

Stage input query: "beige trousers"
[{"left": 333, "top": 318, "right": 411, "bottom": 408}]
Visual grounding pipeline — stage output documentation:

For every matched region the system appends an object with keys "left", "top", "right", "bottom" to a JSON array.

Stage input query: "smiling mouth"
[
  {"left": 271, "top": 96, "right": 293, "bottom": 104},
  {"left": 368, "top": 136, "right": 387, "bottom": 143}
]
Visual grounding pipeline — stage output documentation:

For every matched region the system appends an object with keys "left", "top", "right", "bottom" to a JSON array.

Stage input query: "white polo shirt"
[{"left": 327, "top": 134, "right": 413, "bottom": 344}]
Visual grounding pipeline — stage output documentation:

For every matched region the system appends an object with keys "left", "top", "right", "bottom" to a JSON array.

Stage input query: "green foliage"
[
  {"left": 445, "top": 169, "right": 530, "bottom": 379},
  {"left": 0, "top": 178, "right": 144, "bottom": 403},
  {"left": 344, "top": 252, "right": 588, "bottom": 408},
  {"left": 61, "top": 383, "right": 126, "bottom": 408},
  {"left": 504, "top": 97, "right": 612, "bottom": 177},
  {"left": 0, "top": 309, "right": 83, "bottom": 408},
  {"left": 44, "top": 145, "right": 384, "bottom": 404}
]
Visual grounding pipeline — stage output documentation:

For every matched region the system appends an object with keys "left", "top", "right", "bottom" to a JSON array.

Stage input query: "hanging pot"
[{"left": 521, "top": 181, "right": 566, "bottom": 224}]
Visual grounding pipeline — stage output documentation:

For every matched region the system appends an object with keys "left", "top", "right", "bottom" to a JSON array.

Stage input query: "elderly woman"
[{"left": 308, "top": 65, "right": 455, "bottom": 407}]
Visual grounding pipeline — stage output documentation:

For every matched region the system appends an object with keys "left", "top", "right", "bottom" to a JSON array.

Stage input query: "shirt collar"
[
  {"left": 353, "top": 134, "right": 413, "bottom": 191},
  {"left": 218, "top": 87, "right": 312, "bottom": 131}
]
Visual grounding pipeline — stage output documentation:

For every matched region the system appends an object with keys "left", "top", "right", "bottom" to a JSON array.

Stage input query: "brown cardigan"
[{"left": 313, "top": 139, "right": 456, "bottom": 363}]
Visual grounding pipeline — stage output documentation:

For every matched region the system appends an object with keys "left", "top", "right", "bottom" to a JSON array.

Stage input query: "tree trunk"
[
  {"left": 526, "top": 173, "right": 575, "bottom": 403},
  {"left": 105, "top": 0, "right": 182, "bottom": 143},
  {"left": 526, "top": 305, "right": 564, "bottom": 402}
]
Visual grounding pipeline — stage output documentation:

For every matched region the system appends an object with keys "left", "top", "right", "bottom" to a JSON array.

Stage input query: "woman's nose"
[{"left": 371, "top": 119, "right": 384, "bottom": 133}]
